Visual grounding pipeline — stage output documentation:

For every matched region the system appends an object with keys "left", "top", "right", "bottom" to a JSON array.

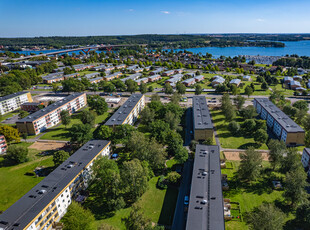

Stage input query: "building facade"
[
  {"left": 16, "top": 93, "right": 87, "bottom": 135},
  {"left": 0, "top": 92, "right": 33, "bottom": 115},
  {"left": 301, "top": 148, "right": 310, "bottom": 176},
  {"left": 0, "top": 140, "right": 111, "bottom": 230},
  {"left": 193, "top": 96, "right": 214, "bottom": 141},
  {"left": 105, "top": 94, "right": 145, "bottom": 127},
  {"left": 0, "top": 135, "right": 7, "bottom": 155},
  {"left": 253, "top": 98, "right": 305, "bottom": 146}
]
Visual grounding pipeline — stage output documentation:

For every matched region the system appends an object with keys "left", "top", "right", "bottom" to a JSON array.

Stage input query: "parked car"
[{"left": 184, "top": 195, "right": 189, "bottom": 205}]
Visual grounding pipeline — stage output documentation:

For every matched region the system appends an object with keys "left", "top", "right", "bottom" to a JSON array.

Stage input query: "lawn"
[
  {"left": 94, "top": 176, "right": 178, "bottom": 229},
  {"left": 222, "top": 161, "right": 294, "bottom": 230},
  {"left": 40, "top": 108, "right": 109, "bottom": 141},
  {"left": 0, "top": 112, "right": 19, "bottom": 122},
  {"left": 0, "top": 142, "right": 54, "bottom": 212},
  {"left": 211, "top": 109, "right": 268, "bottom": 150}
]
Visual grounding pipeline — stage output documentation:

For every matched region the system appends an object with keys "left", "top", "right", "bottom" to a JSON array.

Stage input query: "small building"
[
  {"left": 194, "top": 75, "right": 204, "bottom": 82},
  {"left": 127, "top": 65, "right": 139, "bottom": 71},
  {"left": 105, "top": 72, "right": 122, "bottom": 81},
  {"left": 149, "top": 68, "right": 164, "bottom": 75},
  {"left": 64, "top": 73, "right": 80, "bottom": 79},
  {"left": 243, "top": 75, "right": 251, "bottom": 81},
  {"left": 84, "top": 72, "right": 100, "bottom": 79},
  {"left": 148, "top": 74, "right": 161, "bottom": 82},
  {"left": 283, "top": 76, "right": 293, "bottom": 84},
  {"left": 121, "top": 73, "right": 142, "bottom": 82},
  {"left": 290, "top": 80, "right": 301, "bottom": 90},
  {"left": 89, "top": 77, "right": 103, "bottom": 84},
  {"left": 162, "top": 70, "right": 175, "bottom": 76},
  {"left": 0, "top": 135, "right": 7, "bottom": 155},
  {"left": 212, "top": 76, "right": 225, "bottom": 87},
  {"left": 133, "top": 68, "right": 144, "bottom": 73},
  {"left": 115, "top": 64, "right": 127, "bottom": 69},
  {"left": 185, "top": 72, "right": 195, "bottom": 78},
  {"left": 135, "top": 77, "right": 149, "bottom": 85},
  {"left": 229, "top": 79, "right": 241, "bottom": 87},
  {"left": 174, "top": 69, "right": 183, "bottom": 74},
  {"left": 20, "top": 102, "right": 41, "bottom": 112},
  {"left": 92, "top": 65, "right": 108, "bottom": 71},
  {"left": 166, "top": 74, "right": 183, "bottom": 86},
  {"left": 293, "top": 75, "right": 303, "bottom": 81},
  {"left": 43, "top": 75, "right": 64, "bottom": 84},
  {"left": 182, "top": 78, "right": 196, "bottom": 87}
]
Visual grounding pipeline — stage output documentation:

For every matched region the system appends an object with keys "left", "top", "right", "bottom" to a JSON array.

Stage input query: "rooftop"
[
  {"left": 17, "top": 93, "right": 85, "bottom": 123},
  {"left": 105, "top": 94, "right": 144, "bottom": 126},
  {"left": 0, "top": 92, "right": 29, "bottom": 103},
  {"left": 0, "top": 140, "right": 110, "bottom": 230},
  {"left": 254, "top": 98, "right": 304, "bottom": 133},
  {"left": 186, "top": 145, "right": 225, "bottom": 230},
  {"left": 193, "top": 96, "right": 213, "bottom": 130}
]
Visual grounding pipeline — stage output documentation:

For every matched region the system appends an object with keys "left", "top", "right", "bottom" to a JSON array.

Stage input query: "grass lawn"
[
  {"left": 94, "top": 176, "right": 178, "bottom": 229},
  {"left": 40, "top": 108, "right": 109, "bottom": 141},
  {"left": 222, "top": 161, "right": 295, "bottom": 230},
  {"left": 211, "top": 110, "right": 268, "bottom": 150},
  {"left": 0, "top": 142, "right": 54, "bottom": 212},
  {"left": 0, "top": 112, "right": 19, "bottom": 122}
]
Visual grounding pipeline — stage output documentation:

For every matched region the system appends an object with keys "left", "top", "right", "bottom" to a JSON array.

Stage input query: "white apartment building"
[{"left": 0, "top": 92, "right": 33, "bottom": 115}]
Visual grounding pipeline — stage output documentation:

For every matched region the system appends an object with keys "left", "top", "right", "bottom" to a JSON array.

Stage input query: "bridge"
[{"left": 12, "top": 44, "right": 148, "bottom": 61}]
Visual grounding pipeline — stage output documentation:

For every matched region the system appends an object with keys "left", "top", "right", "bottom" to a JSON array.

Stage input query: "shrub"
[{"left": 156, "top": 175, "right": 167, "bottom": 189}]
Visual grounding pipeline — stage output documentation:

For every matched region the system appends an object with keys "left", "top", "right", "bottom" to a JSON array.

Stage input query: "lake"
[{"left": 2, "top": 40, "right": 310, "bottom": 58}]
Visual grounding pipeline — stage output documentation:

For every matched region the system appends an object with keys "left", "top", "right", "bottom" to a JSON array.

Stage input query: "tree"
[
  {"left": 283, "top": 165, "right": 308, "bottom": 207},
  {"left": 113, "top": 124, "right": 135, "bottom": 143},
  {"left": 52, "top": 83, "right": 59, "bottom": 94},
  {"left": 175, "top": 145, "right": 188, "bottom": 164},
  {"left": 149, "top": 120, "right": 170, "bottom": 144},
  {"left": 254, "top": 129, "right": 268, "bottom": 145},
  {"left": 70, "top": 124, "right": 93, "bottom": 146},
  {"left": 139, "top": 82, "right": 147, "bottom": 94},
  {"left": 293, "top": 100, "right": 308, "bottom": 112},
  {"left": 18, "top": 110, "right": 29, "bottom": 119},
  {"left": 240, "top": 105, "right": 257, "bottom": 120},
  {"left": 53, "top": 150, "right": 70, "bottom": 167},
  {"left": 61, "top": 202, "right": 95, "bottom": 230},
  {"left": 60, "top": 110, "right": 71, "bottom": 128},
  {"left": 125, "top": 79, "right": 137, "bottom": 94},
  {"left": 303, "top": 114, "right": 310, "bottom": 131},
  {"left": 231, "top": 85, "right": 239, "bottom": 96},
  {"left": 164, "top": 83, "right": 174, "bottom": 94},
  {"left": 148, "top": 85, "right": 154, "bottom": 92},
  {"left": 80, "top": 110, "right": 96, "bottom": 127},
  {"left": 233, "top": 95, "right": 246, "bottom": 110},
  {"left": 123, "top": 203, "right": 152, "bottom": 230},
  {"left": 140, "top": 107, "right": 155, "bottom": 125},
  {"left": 151, "top": 94, "right": 160, "bottom": 101},
  {"left": 0, "top": 125, "right": 20, "bottom": 143},
  {"left": 166, "top": 131, "right": 183, "bottom": 155},
  {"left": 164, "top": 111, "right": 181, "bottom": 130},
  {"left": 247, "top": 203, "right": 285, "bottom": 230},
  {"left": 228, "top": 121, "right": 240, "bottom": 135},
  {"left": 296, "top": 202, "right": 310, "bottom": 226},
  {"left": 92, "top": 156, "right": 125, "bottom": 211},
  {"left": 176, "top": 83, "right": 186, "bottom": 94},
  {"left": 87, "top": 95, "right": 108, "bottom": 115},
  {"left": 244, "top": 85, "right": 253, "bottom": 97},
  {"left": 166, "top": 171, "right": 181, "bottom": 185},
  {"left": 6, "top": 145, "right": 29, "bottom": 164},
  {"left": 261, "top": 81, "right": 269, "bottom": 91},
  {"left": 121, "top": 159, "right": 149, "bottom": 202},
  {"left": 280, "top": 148, "right": 301, "bottom": 173},
  {"left": 268, "top": 139, "right": 286, "bottom": 170},
  {"left": 95, "top": 125, "right": 113, "bottom": 140},
  {"left": 170, "top": 93, "right": 181, "bottom": 105},
  {"left": 238, "top": 147, "right": 262, "bottom": 181},
  {"left": 195, "top": 84, "right": 203, "bottom": 95},
  {"left": 243, "top": 119, "right": 256, "bottom": 134},
  {"left": 224, "top": 105, "right": 236, "bottom": 121},
  {"left": 305, "top": 132, "right": 310, "bottom": 148}
]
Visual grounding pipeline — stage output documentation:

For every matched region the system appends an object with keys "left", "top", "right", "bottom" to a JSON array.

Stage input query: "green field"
[
  {"left": 211, "top": 109, "right": 268, "bottom": 150},
  {"left": 40, "top": 108, "right": 109, "bottom": 141},
  {"left": 94, "top": 176, "right": 178, "bottom": 229},
  {"left": 0, "top": 142, "right": 53, "bottom": 212},
  {"left": 222, "top": 160, "right": 294, "bottom": 230}
]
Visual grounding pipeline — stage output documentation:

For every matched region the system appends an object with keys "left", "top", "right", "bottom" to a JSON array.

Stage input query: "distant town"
[{"left": 0, "top": 42, "right": 310, "bottom": 230}]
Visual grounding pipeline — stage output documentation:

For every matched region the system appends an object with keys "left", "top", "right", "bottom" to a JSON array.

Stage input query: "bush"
[
  {"left": 166, "top": 172, "right": 181, "bottom": 185},
  {"left": 6, "top": 145, "right": 29, "bottom": 164},
  {"left": 228, "top": 121, "right": 240, "bottom": 135},
  {"left": 156, "top": 175, "right": 167, "bottom": 189}
]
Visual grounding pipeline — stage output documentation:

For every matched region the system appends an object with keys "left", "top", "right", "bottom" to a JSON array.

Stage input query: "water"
[{"left": 2, "top": 40, "right": 310, "bottom": 58}]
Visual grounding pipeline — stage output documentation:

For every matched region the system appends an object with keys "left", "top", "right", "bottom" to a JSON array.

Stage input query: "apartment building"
[
  {"left": 20, "top": 102, "right": 41, "bottom": 113},
  {"left": 135, "top": 77, "right": 149, "bottom": 85},
  {"left": 193, "top": 96, "right": 214, "bottom": 141},
  {"left": 186, "top": 145, "right": 225, "bottom": 230},
  {"left": 253, "top": 98, "right": 305, "bottom": 146},
  {"left": 0, "top": 135, "right": 7, "bottom": 155},
  {"left": 105, "top": 94, "right": 145, "bottom": 127},
  {"left": 301, "top": 148, "right": 310, "bottom": 176},
  {"left": 0, "top": 92, "right": 33, "bottom": 115},
  {"left": 0, "top": 140, "right": 111, "bottom": 230},
  {"left": 104, "top": 72, "right": 122, "bottom": 81},
  {"left": 16, "top": 93, "right": 87, "bottom": 135}
]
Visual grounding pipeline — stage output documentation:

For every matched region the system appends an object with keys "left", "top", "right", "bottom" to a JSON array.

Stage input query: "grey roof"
[
  {"left": 16, "top": 93, "right": 85, "bottom": 123},
  {"left": 89, "top": 77, "right": 103, "bottom": 82},
  {"left": 0, "top": 92, "right": 29, "bottom": 103},
  {"left": 105, "top": 94, "right": 143, "bottom": 126},
  {"left": 64, "top": 73, "right": 79, "bottom": 78},
  {"left": 42, "top": 72, "right": 64, "bottom": 79},
  {"left": 84, "top": 72, "right": 100, "bottom": 79},
  {"left": 0, "top": 140, "right": 110, "bottom": 230},
  {"left": 193, "top": 96, "right": 213, "bottom": 130},
  {"left": 186, "top": 145, "right": 225, "bottom": 230},
  {"left": 121, "top": 73, "right": 142, "bottom": 82},
  {"left": 254, "top": 98, "right": 304, "bottom": 133},
  {"left": 229, "top": 79, "right": 241, "bottom": 85}
]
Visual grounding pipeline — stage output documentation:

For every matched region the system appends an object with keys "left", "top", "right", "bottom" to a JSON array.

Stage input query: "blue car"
[{"left": 184, "top": 195, "right": 189, "bottom": 205}]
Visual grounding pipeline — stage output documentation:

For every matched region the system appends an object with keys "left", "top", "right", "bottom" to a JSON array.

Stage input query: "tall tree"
[
  {"left": 175, "top": 145, "right": 188, "bottom": 164},
  {"left": 164, "top": 83, "right": 174, "bottom": 94},
  {"left": 254, "top": 129, "right": 268, "bottom": 145},
  {"left": 195, "top": 84, "right": 203, "bottom": 95},
  {"left": 95, "top": 125, "right": 113, "bottom": 140},
  {"left": 268, "top": 139, "right": 286, "bottom": 170},
  {"left": 6, "top": 145, "right": 29, "bottom": 164},
  {"left": 140, "top": 107, "right": 155, "bottom": 125},
  {"left": 87, "top": 95, "right": 108, "bottom": 115},
  {"left": 80, "top": 110, "right": 96, "bottom": 127},
  {"left": 0, "top": 126, "right": 20, "bottom": 143},
  {"left": 139, "top": 82, "right": 147, "bottom": 94},
  {"left": 238, "top": 147, "right": 262, "bottom": 181},
  {"left": 53, "top": 150, "right": 70, "bottom": 167},
  {"left": 123, "top": 203, "right": 152, "bottom": 230},
  {"left": 60, "top": 110, "right": 71, "bottom": 128},
  {"left": 244, "top": 85, "right": 253, "bottom": 98},
  {"left": 70, "top": 124, "right": 93, "bottom": 147},
  {"left": 176, "top": 82, "right": 186, "bottom": 94}
]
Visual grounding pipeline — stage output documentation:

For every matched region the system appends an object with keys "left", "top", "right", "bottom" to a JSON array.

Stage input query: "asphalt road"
[{"left": 171, "top": 159, "right": 193, "bottom": 230}]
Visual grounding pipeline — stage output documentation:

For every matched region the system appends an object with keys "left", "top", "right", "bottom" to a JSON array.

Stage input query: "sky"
[{"left": 0, "top": 0, "right": 310, "bottom": 37}]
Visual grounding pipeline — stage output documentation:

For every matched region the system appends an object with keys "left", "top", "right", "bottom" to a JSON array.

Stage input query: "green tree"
[
  {"left": 52, "top": 83, "right": 59, "bottom": 94},
  {"left": 60, "top": 110, "right": 71, "bottom": 128},
  {"left": 238, "top": 147, "right": 262, "bottom": 181},
  {"left": 244, "top": 85, "right": 253, "bottom": 97},
  {"left": 6, "top": 145, "right": 29, "bottom": 164},
  {"left": 18, "top": 110, "right": 29, "bottom": 119},
  {"left": 233, "top": 95, "right": 246, "bottom": 110},
  {"left": 149, "top": 120, "right": 170, "bottom": 144},
  {"left": 70, "top": 124, "right": 93, "bottom": 146},
  {"left": 261, "top": 81, "right": 269, "bottom": 91},
  {"left": 164, "top": 83, "right": 174, "bottom": 94},
  {"left": 0, "top": 126, "right": 20, "bottom": 143},
  {"left": 95, "top": 125, "right": 113, "bottom": 140},
  {"left": 61, "top": 202, "right": 95, "bottom": 230},
  {"left": 280, "top": 148, "right": 301, "bottom": 173},
  {"left": 92, "top": 156, "right": 125, "bottom": 211},
  {"left": 254, "top": 129, "right": 268, "bottom": 145},
  {"left": 224, "top": 105, "right": 236, "bottom": 121},
  {"left": 123, "top": 203, "right": 152, "bottom": 230},
  {"left": 139, "top": 82, "right": 147, "bottom": 94},
  {"left": 164, "top": 111, "right": 181, "bottom": 130},
  {"left": 195, "top": 84, "right": 203, "bottom": 95},
  {"left": 125, "top": 79, "right": 137, "bottom": 94},
  {"left": 166, "top": 131, "right": 183, "bottom": 156},
  {"left": 296, "top": 202, "right": 310, "bottom": 226},
  {"left": 268, "top": 139, "right": 286, "bottom": 170},
  {"left": 148, "top": 85, "right": 154, "bottom": 92},
  {"left": 140, "top": 107, "right": 155, "bottom": 125},
  {"left": 176, "top": 82, "right": 186, "bottom": 94},
  {"left": 166, "top": 171, "right": 181, "bottom": 185},
  {"left": 170, "top": 93, "right": 181, "bottom": 105},
  {"left": 121, "top": 159, "right": 149, "bottom": 202},
  {"left": 240, "top": 106, "right": 257, "bottom": 120},
  {"left": 80, "top": 110, "right": 96, "bottom": 127},
  {"left": 87, "top": 95, "right": 108, "bottom": 115},
  {"left": 53, "top": 150, "right": 70, "bottom": 167},
  {"left": 228, "top": 121, "right": 240, "bottom": 135},
  {"left": 175, "top": 145, "right": 188, "bottom": 164},
  {"left": 243, "top": 119, "right": 256, "bottom": 134},
  {"left": 303, "top": 114, "right": 310, "bottom": 131},
  {"left": 293, "top": 100, "right": 308, "bottom": 112},
  {"left": 113, "top": 124, "right": 135, "bottom": 143},
  {"left": 248, "top": 203, "right": 285, "bottom": 230}
]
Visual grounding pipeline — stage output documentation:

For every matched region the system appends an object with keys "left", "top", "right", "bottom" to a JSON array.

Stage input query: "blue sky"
[{"left": 0, "top": 0, "right": 309, "bottom": 37}]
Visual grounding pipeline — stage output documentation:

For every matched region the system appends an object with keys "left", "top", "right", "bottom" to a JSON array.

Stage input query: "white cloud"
[
  {"left": 256, "top": 18, "right": 265, "bottom": 22},
  {"left": 161, "top": 11, "right": 171, "bottom": 14}
]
